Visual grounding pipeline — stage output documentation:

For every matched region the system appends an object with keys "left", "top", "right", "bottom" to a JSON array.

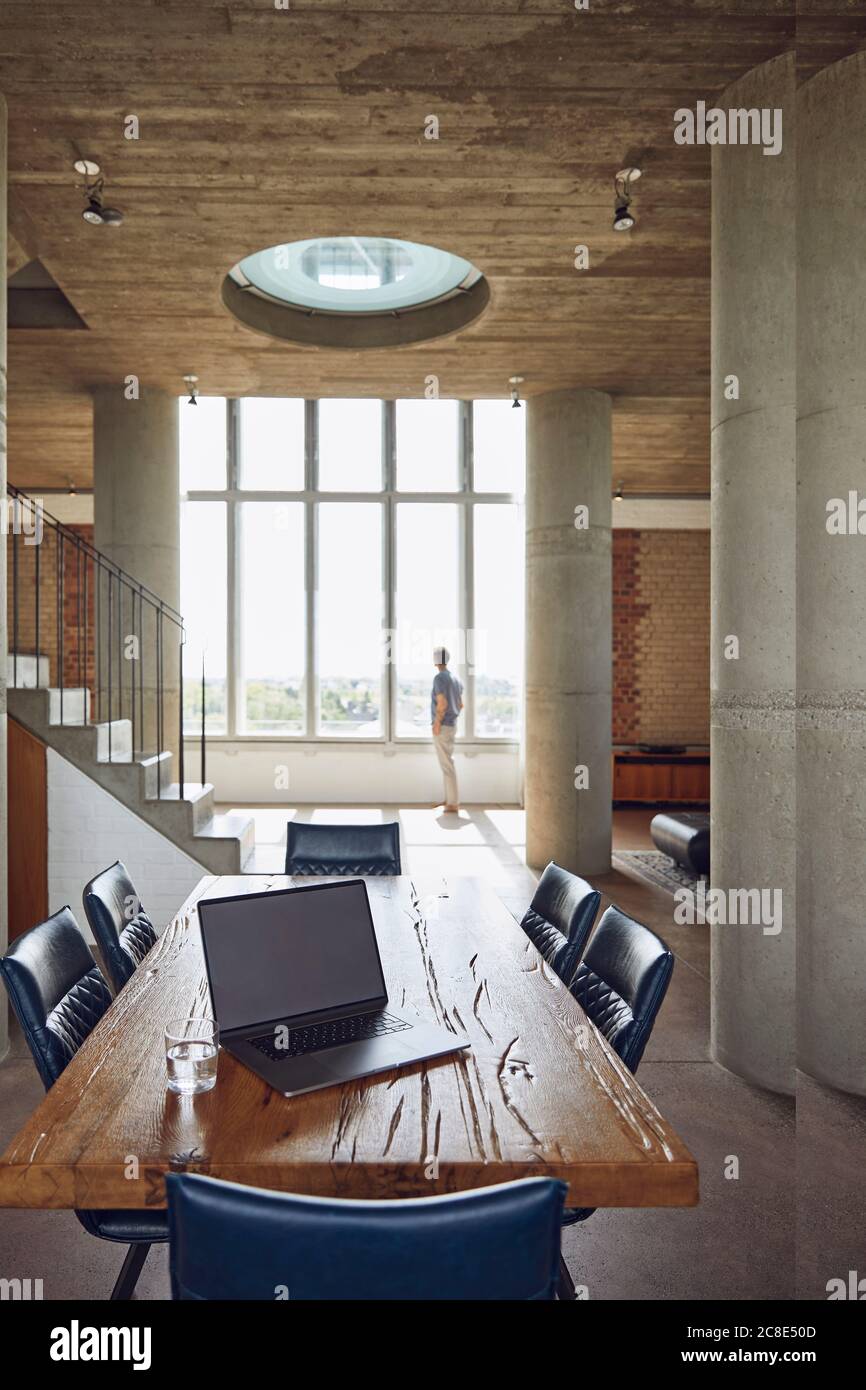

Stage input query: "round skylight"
[{"left": 230, "top": 236, "right": 481, "bottom": 316}]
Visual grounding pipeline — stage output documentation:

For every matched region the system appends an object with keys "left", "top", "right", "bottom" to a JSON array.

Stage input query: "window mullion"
[
  {"left": 305, "top": 400, "right": 317, "bottom": 738},
  {"left": 384, "top": 401, "right": 396, "bottom": 743},
  {"left": 461, "top": 406, "right": 475, "bottom": 740},
  {"left": 226, "top": 399, "right": 240, "bottom": 740}
]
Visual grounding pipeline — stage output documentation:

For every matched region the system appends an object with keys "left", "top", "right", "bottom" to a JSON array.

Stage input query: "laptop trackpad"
[{"left": 317, "top": 1037, "right": 413, "bottom": 1083}]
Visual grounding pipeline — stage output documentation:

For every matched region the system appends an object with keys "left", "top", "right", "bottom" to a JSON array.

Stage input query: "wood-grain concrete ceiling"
[{"left": 0, "top": 0, "right": 842, "bottom": 493}]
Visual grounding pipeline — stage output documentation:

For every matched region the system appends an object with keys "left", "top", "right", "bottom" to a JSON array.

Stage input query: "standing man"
[{"left": 431, "top": 646, "right": 463, "bottom": 812}]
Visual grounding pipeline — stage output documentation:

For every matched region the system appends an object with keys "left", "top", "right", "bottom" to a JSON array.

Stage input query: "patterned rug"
[{"left": 612, "top": 850, "right": 706, "bottom": 897}]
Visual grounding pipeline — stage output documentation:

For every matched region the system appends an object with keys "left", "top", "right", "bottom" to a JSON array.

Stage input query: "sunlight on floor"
[{"left": 220, "top": 804, "right": 533, "bottom": 895}]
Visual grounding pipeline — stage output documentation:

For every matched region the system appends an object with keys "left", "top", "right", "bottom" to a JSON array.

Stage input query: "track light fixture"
[
  {"left": 76, "top": 162, "right": 123, "bottom": 227},
  {"left": 183, "top": 375, "right": 199, "bottom": 406},
  {"left": 613, "top": 166, "right": 641, "bottom": 232},
  {"left": 509, "top": 375, "right": 525, "bottom": 408}
]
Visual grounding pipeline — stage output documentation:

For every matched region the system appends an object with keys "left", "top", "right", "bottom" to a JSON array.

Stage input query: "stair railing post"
[
  {"left": 156, "top": 605, "right": 163, "bottom": 799},
  {"left": 77, "top": 543, "right": 82, "bottom": 694},
  {"left": 138, "top": 587, "right": 145, "bottom": 760},
  {"left": 107, "top": 570, "right": 113, "bottom": 762},
  {"left": 12, "top": 515, "right": 18, "bottom": 690},
  {"left": 117, "top": 569, "right": 123, "bottom": 731},
  {"left": 201, "top": 648, "right": 206, "bottom": 788},
  {"left": 35, "top": 503, "right": 41, "bottom": 686},
  {"left": 178, "top": 624, "right": 185, "bottom": 797},
  {"left": 58, "top": 529, "right": 64, "bottom": 724},
  {"left": 83, "top": 549, "right": 89, "bottom": 718}
]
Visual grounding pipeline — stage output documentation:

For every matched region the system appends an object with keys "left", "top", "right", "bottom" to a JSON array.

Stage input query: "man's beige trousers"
[{"left": 433, "top": 725, "right": 459, "bottom": 807}]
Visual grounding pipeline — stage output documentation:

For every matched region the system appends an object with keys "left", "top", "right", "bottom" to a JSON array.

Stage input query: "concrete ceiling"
[{"left": 0, "top": 0, "right": 847, "bottom": 493}]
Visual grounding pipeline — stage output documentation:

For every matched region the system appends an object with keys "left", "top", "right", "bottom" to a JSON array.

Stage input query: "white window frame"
[{"left": 183, "top": 398, "right": 523, "bottom": 746}]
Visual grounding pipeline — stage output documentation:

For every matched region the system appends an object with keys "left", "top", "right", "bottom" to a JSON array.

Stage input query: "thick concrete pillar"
[
  {"left": 797, "top": 53, "right": 866, "bottom": 1095},
  {"left": 93, "top": 387, "right": 180, "bottom": 765},
  {"left": 0, "top": 95, "right": 9, "bottom": 1062},
  {"left": 710, "top": 55, "right": 796, "bottom": 1094},
  {"left": 525, "top": 389, "right": 612, "bottom": 875}
]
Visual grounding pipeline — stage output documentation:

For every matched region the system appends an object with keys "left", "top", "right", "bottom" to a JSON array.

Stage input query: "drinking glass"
[{"left": 165, "top": 1017, "right": 218, "bottom": 1094}]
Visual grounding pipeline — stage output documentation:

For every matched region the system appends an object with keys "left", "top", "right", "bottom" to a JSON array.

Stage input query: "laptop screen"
[{"left": 198, "top": 881, "right": 387, "bottom": 1034}]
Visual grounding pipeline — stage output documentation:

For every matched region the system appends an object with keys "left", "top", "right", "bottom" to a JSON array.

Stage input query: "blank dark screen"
[{"left": 199, "top": 883, "right": 386, "bottom": 1033}]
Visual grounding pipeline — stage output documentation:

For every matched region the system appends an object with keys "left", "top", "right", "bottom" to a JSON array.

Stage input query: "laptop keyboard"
[{"left": 249, "top": 1010, "right": 412, "bottom": 1062}]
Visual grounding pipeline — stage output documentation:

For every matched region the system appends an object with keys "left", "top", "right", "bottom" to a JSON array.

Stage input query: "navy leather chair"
[
  {"left": 82, "top": 860, "right": 157, "bottom": 993},
  {"left": 558, "top": 904, "right": 674, "bottom": 1298},
  {"left": 167, "top": 1171, "right": 566, "bottom": 1300},
  {"left": 285, "top": 821, "right": 402, "bottom": 877},
  {"left": 0, "top": 908, "right": 168, "bottom": 1299},
  {"left": 519, "top": 862, "right": 601, "bottom": 987}
]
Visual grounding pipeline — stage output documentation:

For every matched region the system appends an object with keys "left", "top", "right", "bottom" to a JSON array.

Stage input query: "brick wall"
[
  {"left": 7, "top": 522, "right": 95, "bottom": 693},
  {"left": 612, "top": 529, "right": 710, "bottom": 745}
]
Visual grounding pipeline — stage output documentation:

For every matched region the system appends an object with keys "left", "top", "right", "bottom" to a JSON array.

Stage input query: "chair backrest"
[
  {"left": 167, "top": 1172, "right": 565, "bottom": 1300},
  {"left": 0, "top": 907, "right": 112, "bottom": 1091},
  {"left": 569, "top": 905, "right": 673, "bottom": 1072},
  {"left": 82, "top": 860, "right": 157, "bottom": 992},
  {"left": 285, "top": 822, "right": 402, "bottom": 877},
  {"left": 520, "top": 861, "right": 601, "bottom": 986}
]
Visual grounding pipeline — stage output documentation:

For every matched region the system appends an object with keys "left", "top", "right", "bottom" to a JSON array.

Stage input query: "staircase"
[{"left": 6, "top": 487, "right": 254, "bottom": 874}]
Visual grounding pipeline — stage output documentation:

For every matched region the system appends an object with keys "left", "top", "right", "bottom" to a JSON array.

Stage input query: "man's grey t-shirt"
[{"left": 431, "top": 670, "right": 463, "bottom": 726}]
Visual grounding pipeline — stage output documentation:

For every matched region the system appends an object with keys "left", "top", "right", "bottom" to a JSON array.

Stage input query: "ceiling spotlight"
[
  {"left": 79, "top": 170, "right": 123, "bottom": 227},
  {"left": 183, "top": 375, "right": 199, "bottom": 406},
  {"left": 614, "top": 480, "right": 624, "bottom": 502},
  {"left": 509, "top": 375, "right": 525, "bottom": 408},
  {"left": 613, "top": 167, "right": 641, "bottom": 232},
  {"left": 67, "top": 479, "right": 77, "bottom": 497},
  {"left": 82, "top": 197, "right": 105, "bottom": 226}
]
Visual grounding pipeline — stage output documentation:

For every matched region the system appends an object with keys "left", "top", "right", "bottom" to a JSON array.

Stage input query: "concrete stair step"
[
  {"left": 46, "top": 687, "right": 90, "bottom": 725},
  {"left": 195, "top": 811, "right": 257, "bottom": 868},
  {"left": 7, "top": 653, "right": 49, "bottom": 688},
  {"left": 139, "top": 750, "right": 174, "bottom": 799},
  {"left": 150, "top": 781, "right": 216, "bottom": 833},
  {"left": 7, "top": 684, "right": 254, "bottom": 876},
  {"left": 95, "top": 720, "right": 133, "bottom": 763}
]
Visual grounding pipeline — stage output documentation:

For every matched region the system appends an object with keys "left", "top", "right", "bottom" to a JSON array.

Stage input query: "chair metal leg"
[
  {"left": 110, "top": 1243, "right": 150, "bottom": 1300},
  {"left": 557, "top": 1252, "right": 577, "bottom": 1301}
]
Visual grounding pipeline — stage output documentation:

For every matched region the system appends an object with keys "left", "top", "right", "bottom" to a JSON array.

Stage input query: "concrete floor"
[{"left": 0, "top": 806, "right": 855, "bottom": 1300}]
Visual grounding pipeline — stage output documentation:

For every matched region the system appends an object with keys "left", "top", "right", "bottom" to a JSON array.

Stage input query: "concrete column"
[
  {"left": 710, "top": 54, "right": 796, "bottom": 1094},
  {"left": 0, "top": 94, "right": 9, "bottom": 1062},
  {"left": 525, "top": 389, "right": 612, "bottom": 875},
  {"left": 93, "top": 387, "right": 180, "bottom": 765},
  {"left": 797, "top": 53, "right": 866, "bottom": 1095}
]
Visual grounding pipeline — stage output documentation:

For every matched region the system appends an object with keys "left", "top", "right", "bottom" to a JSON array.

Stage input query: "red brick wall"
[
  {"left": 612, "top": 529, "right": 710, "bottom": 746},
  {"left": 7, "top": 522, "right": 96, "bottom": 696}
]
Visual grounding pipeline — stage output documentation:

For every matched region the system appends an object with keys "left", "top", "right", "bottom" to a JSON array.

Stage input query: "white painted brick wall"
[{"left": 46, "top": 748, "right": 207, "bottom": 939}]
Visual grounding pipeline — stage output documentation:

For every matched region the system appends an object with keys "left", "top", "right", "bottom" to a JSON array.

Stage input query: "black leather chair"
[
  {"left": 0, "top": 908, "right": 168, "bottom": 1299},
  {"left": 519, "top": 862, "right": 601, "bottom": 987},
  {"left": 82, "top": 860, "right": 157, "bottom": 994},
  {"left": 285, "top": 821, "right": 402, "bottom": 877},
  {"left": 558, "top": 904, "right": 674, "bottom": 1298},
  {"left": 167, "top": 1171, "right": 566, "bottom": 1300}
]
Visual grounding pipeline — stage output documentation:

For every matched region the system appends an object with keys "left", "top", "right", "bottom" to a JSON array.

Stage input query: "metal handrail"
[{"left": 5, "top": 485, "right": 204, "bottom": 800}]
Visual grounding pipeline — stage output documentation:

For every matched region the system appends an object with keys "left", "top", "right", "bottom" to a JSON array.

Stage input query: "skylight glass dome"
[{"left": 230, "top": 236, "right": 481, "bottom": 315}]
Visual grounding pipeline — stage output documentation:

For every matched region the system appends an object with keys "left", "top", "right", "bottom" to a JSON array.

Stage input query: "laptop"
[{"left": 197, "top": 878, "right": 469, "bottom": 1097}]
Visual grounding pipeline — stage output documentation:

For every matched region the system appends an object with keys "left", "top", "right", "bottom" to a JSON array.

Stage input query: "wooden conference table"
[{"left": 0, "top": 876, "right": 698, "bottom": 1212}]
